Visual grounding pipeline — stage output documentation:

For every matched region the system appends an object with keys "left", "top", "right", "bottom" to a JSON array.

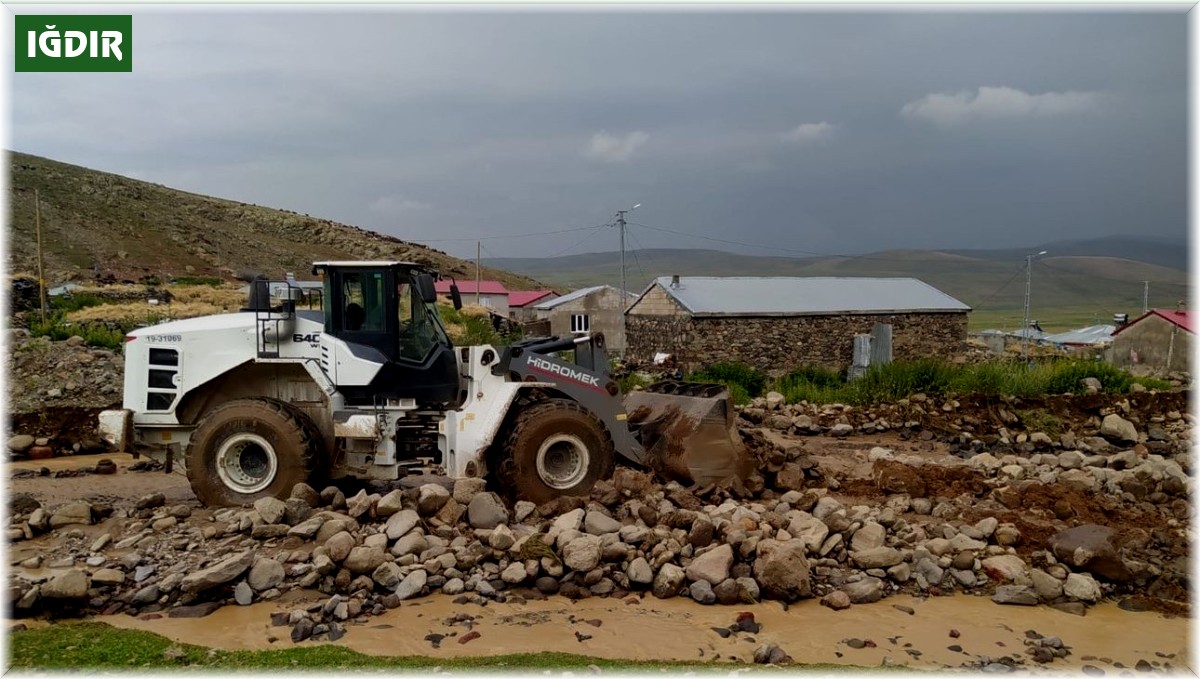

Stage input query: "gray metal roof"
[
  {"left": 1043, "top": 325, "right": 1115, "bottom": 346},
  {"left": 534, "top": 285, "right": 636, "bottom": 311},
  {"left": 637, "top": 276, "right": 970, "bottom": 317}
]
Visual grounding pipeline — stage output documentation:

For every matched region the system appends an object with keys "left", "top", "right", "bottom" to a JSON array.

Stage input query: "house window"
[{"left": 571, "top": 314, "right": 590, "bottom": 334}]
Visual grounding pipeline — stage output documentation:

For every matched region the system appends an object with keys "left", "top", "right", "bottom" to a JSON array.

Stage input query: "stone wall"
[
  {"left": 547, "top": 287, "right": 629, "bottom": 352},
  {"left": 1110, "top": 315, "right": 1192, "bottom": 374},
  {"left": 627, "top": 312, "right": 969, "bottom": 374}
]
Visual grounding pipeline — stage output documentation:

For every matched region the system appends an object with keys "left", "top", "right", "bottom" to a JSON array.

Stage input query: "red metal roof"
[
  {"left": 1112, "top": 309, "right": 1194, "bottom": 336},
  {"left": 508, "top": 290, "right": 557, "bottom": 307},
  {"left": 434, "top": 280, "right": 509, "bottom": 295}
]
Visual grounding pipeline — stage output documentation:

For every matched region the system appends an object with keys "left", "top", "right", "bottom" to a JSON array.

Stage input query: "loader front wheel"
[
  {"left": 500, "top": 398, "right": 615, "bottom": 505},
  {"left": 186, "top": 398, "right": 318, "bottom": 507}
]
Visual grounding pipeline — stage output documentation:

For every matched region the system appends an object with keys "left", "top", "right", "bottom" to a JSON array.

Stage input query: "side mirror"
[
  {"left": 415, "top": 273, "right": 437, "bottom": 304},
  {"left": 450, "top": 283, "right": 463, "bottom": 310}
]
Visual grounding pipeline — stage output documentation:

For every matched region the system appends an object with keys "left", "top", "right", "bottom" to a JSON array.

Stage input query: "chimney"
[
  {"left": 670, "top": 274, "right": 681, "bottom": 289},
  {"left": 1177, "top": 300, "right": 1187, "bottom": 312},
  {"left": 1113, "top": 313, "right": 1128, "bottom": 327}
]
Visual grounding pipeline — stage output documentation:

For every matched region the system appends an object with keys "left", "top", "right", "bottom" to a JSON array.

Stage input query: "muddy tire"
[
  {"left": 498, "top": 398, "right": 615, "bottom": 505},
  {"left": 185, "top": 398, "right": 319, "bottom": 507}
]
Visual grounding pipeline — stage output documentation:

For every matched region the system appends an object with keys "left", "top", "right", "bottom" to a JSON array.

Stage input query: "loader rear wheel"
[
  {"left": 186, "top": 398, "right": 319, "bottom": 507},
  {"left": 500, "top": 398, "right": 615, "bottom": 505}
]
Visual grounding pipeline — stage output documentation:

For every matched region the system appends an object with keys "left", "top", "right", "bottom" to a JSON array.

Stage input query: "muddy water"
[{"left": 102, "top": 593, "right": 1191, "bottom": 671}]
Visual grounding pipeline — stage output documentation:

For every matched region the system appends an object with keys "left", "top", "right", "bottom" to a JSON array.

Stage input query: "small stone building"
[
  {"left": 534, "top": 285, "right": 637, "bottom": 352},
  {"left": 507, "top": 290, "right": 558, "bottom": 322},
  {"left": 625, "top": 276, "right": 971, "bottom": 374},
  {"left": 1109, "top": 309, "right": 1192, "bottom": 374},
  {"left": 434, "top": 280, "right": 510, "bottom": 316}
]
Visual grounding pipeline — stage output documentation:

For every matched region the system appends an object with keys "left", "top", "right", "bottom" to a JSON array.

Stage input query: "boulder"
[
  {"left": 344, "top": 546, "right": 387, "bottom": 575},
  {"left": 253, "top": 497, "right": 287, "bottom": 525},
  {"left": 1100, "top": 414, "right": 1138, "bottom": 443},
  {"left": 376, "top": 490, "right": 406, "bottom": 517},
  {"left": 820, "top": 590, "right": 851, "bottom": 610},
  {"left": 1049, "top": 525, "right": 1132, "bottom": 582},
  {"left": 981, "top": 555, "right": 1030, "bottom": 584},
  {"left": 841, "top": 576, "right": 883, "bottom": 604},
  {"left": 290, "top": 483, "right": 321, "bottom": 508},
  {"left": 1063, "top": 573, "right": 1101, "bottom": 602},
  {"left": 652, "top": 563, "right": 686, "bottom": 599},
  {"left": 563, "top": 535, "right": 602, "bottom": 572},
  {"left": 8, "top": 434, "right": 35, "bottom": 453},
  {"left": 49, "top": 502, "right": 92, "bottom": 528},
  {"left": 686, "top": 544, "right": 734, "bottom": 585},
  {"left": 248, "top": 559, "right": 286, "bottom": 592},
  {"left": 395, "top": 569, "right": 428, "bottom": 600},
  {"left": 850, "top": 547, "right": 904, "bottom": 569},
  {"left": 325, "top": 531, "right": 356, "bottom": 562},
  {"left": 418, "top": 484, "right": 451, "bottom": 516},
  {"left": 689, "top": 580, "right": 716, "bottom": 605},
  {"left": 234, "top": 581, "right": 254, "bottom": 606},
  {"left": 850, "top": 522, "right": 886, "bottom": 552},
  {"left": 385, "top": 509, "right": 420, "bottom": 541},
  {"left": 583, "top": 510, "right": 621, "bottom": 535},
  {"left": 991, "top": 585, "right": 1038, "bottom": 606},
  {"left": 181, "top": 550, "right": 255, "bottom": 593},
  {"left": 786, "top": 512, "right": 829, "bottom": 553},
  {"left": 452, "top": 478, "right": 488, "bottom": 505},
  {"left": 753, "top": 539, "right": 811, "bottom": 601},
  {"left": 627, "top": 557, "right": 653, "bottom": 585},
  {"left": 92, "top": 568, "right": 125, "bottom": 587},
  {"left": 488, "top": 524, "right": 515, "bottom": 551},
  {"left": 467, "top": 493, "right": 508, "bottom": 529},
  {"left": 1030, "top": 569, "right": 1063, "bottom": 600},
  {"left": 372, "top": 562, "right": 403, "bottom": 589}
]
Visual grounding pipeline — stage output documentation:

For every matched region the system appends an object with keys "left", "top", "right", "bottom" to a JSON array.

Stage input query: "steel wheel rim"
[
  {"left": 536, "top": 433, "right": 590, "bottom": 490},
  {"left": 215, "top": 433, "right": 277, "bottom": 494}
]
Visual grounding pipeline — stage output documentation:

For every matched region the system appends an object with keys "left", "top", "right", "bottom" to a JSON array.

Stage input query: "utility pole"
[
  {"left": 475, "top": 241, "right": 481, "bottom": 306},
  {"left": 613, "top": 204, "right": 640, "bottom": 354},
  {"left": 1021, "top": 250, "right": 1047, "bottom": 362},
  {"left": 34, "top": 189, "right": 47, "bottom": 325},
  {"left": 1142, "top": 281, "right": 1150, "bottom": 313}
]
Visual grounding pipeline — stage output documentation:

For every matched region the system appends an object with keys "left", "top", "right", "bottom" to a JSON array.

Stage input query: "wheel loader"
[{"left": 98, "top": 261, "right": 750, "bottom": 507}]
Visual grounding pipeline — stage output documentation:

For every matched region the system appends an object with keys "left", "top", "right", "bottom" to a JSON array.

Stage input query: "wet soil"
[{"left": 100, "top": 592, "right": 1191, "bottom": 672}]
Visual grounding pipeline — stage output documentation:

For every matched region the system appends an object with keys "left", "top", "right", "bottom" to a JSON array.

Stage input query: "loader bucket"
[{"left": 624, "top": 381, "right": 753, "bottom": 487}]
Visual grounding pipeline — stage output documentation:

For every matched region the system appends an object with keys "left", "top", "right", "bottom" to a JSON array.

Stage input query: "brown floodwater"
[{"left": 99, "top": 593, "right": 1192, "bottom": 671}]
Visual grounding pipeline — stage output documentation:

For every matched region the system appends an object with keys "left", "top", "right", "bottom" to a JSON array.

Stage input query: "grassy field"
[{"left": 6, "top": 622, "right": 856, "bottom": 672}]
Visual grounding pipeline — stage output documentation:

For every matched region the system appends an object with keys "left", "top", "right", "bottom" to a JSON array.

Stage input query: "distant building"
[
  {"left": 1109, "top": 309, "right": 1192, "bottom": 374},
  {"left": 507, "top": 290, "right": 558, "bottom": 321},
  {"left": 434, "top": 280, "right": 510, "bottom": 316},
  {"left": 1043, "top": 325, "right": 1116, "bottom": 348},
  {"left": 534, "top": 285, "right": 637, "bottom": 351},
  {"left": 625, "top": 276, "right": 970, "bottom": 373}
]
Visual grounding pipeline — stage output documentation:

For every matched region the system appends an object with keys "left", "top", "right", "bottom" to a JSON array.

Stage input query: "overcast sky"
[{"left": 8, "top": 8, "right": 1189, "bottom": 261}]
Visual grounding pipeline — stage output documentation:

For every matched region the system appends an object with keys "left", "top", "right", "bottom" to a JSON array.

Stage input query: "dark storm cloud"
[{"left": 9, "top": 8, "right": 1187, "bottom": 260}]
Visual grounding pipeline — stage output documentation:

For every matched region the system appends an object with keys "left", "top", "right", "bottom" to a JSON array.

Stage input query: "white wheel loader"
[{"left": 99, "top": 261, "right": 749, "bottom": 507}]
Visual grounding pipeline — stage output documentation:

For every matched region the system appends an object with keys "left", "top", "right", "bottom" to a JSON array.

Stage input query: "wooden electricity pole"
[{"left": 35, "top": 189, "right": 47, "bottom": 324}]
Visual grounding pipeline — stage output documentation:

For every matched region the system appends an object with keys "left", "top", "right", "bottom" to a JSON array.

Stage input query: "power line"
[
  {"left": 545, "top": 223, "right": 612, "bottom": 259},
  {"left": 969, "top": 262, "right": 1029, "bottom": 309},
  {"left": 418, "top": 223, "right": 610, "bottom": 243}
]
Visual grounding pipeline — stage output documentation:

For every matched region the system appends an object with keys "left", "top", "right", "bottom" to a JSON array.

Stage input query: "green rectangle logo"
[{"left": 15, "top": 15, "right": 132, "bottom": 72}]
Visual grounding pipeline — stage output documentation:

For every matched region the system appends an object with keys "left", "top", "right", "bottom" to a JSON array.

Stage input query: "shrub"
[{"left": 687, "top": 362, "right": 767, "bottom": 398}]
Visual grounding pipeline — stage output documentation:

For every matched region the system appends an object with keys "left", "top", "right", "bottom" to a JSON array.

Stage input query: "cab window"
[
  {"left": 341, "top": 271, "right": 386, "bottom": 332},
  {"left": 398, "top": 282, "right": 441, "bottom": 361}
]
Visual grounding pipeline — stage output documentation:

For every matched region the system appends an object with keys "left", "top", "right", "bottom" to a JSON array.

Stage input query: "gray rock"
[
  {"left": 41, "top": 569, "right": 90, "bottom": 599},
  {"left": 283, "top": 498, "right": 312, "bottom": 525},
  {"left": 391, "top": 532, "right": 428, "bottom": 558},
  {"left": 290, "top": 483, "right": 321, "bottom": 508},
  {"left": 452, "top": 478, "right": 488, "bottom": 505},
  {"left": 442, "top": 577, "right": 465, "bottom": 595},
  {"left": 787, "top": 512, "right": 830, "bottom": 553},
  {"left": 325, "top": 531, "right": 356, "bottom": 562},
  {"left": 1100, "top": 414, "right": 1138, "bottom": 443},
  {"left": 466, "top": 493, "right": 508, "bottom": 529},
  {"left": 1049, "top": 524, "right": 1132, "bottom": 582},
  {"left": 514, "top": 501, "right": 537, "bottom": 523},
  {"left": 991, "top": 585, "right": 1038, "bottom": 605},
  {"left": 92, "top": 568, "right": 125, "bottom": 586},
  {"left": 850, "top": 522, "right": 886, "bottom": 552},
  {"left": 395, "top": 569, "right": 428, "bottom": 600},
  {"left": 131, "top": 584, "right": 160, "bottom": 605},
  {"left": 501, "top": 562, "right": 527, "bottom": 584},
  {"left": 915, "top": 557, "right": 944, "bottom": 586},
  {"left": 851, "top": 547, "right": 904, "bottom": 569},
  {"left": 842, "top": 576, "right": 884, "bottom": 604},
  {"left": 583, "top": 510, "right": 621, "bottom": 535},
  {"left": 248, "top": 559, "right": 286, "bottom": 592},
  {"left": 1030, "top": 569, "right": 1063, "bottom": 600},
  {"left": 181, "top": 550, "right": 255, "bottom": 593},
  {"left": 488, "top": 524, "right": 516, "bottom": 551},
  {"left": 981, "top": 555, "right": 1030, "bottom": 584},
  {"left": 372, "top": 562, "right": 403, "bottom": 589},
  {"left": 689, "top": 579, "right": 716, "bottom": 604},
  {"left": 1064, "top": 573, "right": 1101, "bottom": 602},
  {"left": 287, "top": 515, "right": 326, "bottom": 539},
  {"left": 254, "top": 497, "right": 287, "bottom": 525},
  {"left": 653, "top": 563, "right": 685, "bottom": 598},
  {"left": 234, "top": 581, "right": 254, "bottom": 605},
  {"left": 345, "top": 546, "right": 387, "bottom": 574},
  {"left": 627, "top": 557, "right": 653, "bottom": 585},
  {"left": 135, "top": 493, "right": 166, "bottom": 510},
  {"left": 8, "top": 434, "right": 35, "bottom": 453},
  {"left": 553, "top": 508, "right": 585, "bottom": 532},
  {"left": 753, "top": 539, "right": 811, "bottom": 601},
  {"left": 417, "top": 484, "right": 451, "bottom": 516},
  {"left": 563, "top": 534, "right": 602, "bottom": 572},
  {"left": 821, "top": 590, "right": 852, "bottom": 610},
  {"left": 385, "top": 509, "right": 420, "bottom": 540},
  {"left": 686, "top": 544, "right": 734, "bottom": 585},
  {"left": 49, "top": 502, "right": 92, "bottom": 529},
  {"left": 376, "top": 490, "right": 406, "bottom": 517},
  {"left": 753, "top": 642, "right": 791, "bottom": 665},
  {"left": 345, "top": 490, "right": 374, "bottom": 518}
]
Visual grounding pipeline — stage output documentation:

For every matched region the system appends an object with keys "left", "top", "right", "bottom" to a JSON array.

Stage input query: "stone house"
[
  {"left": 625, "top": 276, "right": 971, "bottom": 374},
  {"left": 534, "top": 285, "right": 637, "bottom": 352},
  {"left": 434, "top": 280, "right": 510, "bottom": 316},
  {"left": 1109, "top": 309, "right": 1192, "bottom": 374}
]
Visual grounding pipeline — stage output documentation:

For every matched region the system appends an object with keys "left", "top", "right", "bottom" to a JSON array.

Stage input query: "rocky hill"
[{"left": 7, "top": 151, "right": 542, "bottom": 289}]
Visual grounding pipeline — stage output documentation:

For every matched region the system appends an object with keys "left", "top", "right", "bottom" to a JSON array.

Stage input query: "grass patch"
[
  {"left": 438, "top": 303, "right": 521, "bottom": 348},
  {"left": 170, "top": 276, "right": 224, "bottom": 287},
  {"left": 759, "top": 359, "right": 1169, "bottom": 406},
  {"left": 687, "top": 362, "right": 767, "bottom": 405},
  {"left": 7, "top": 621, "right": 863, "bottom": 671}
]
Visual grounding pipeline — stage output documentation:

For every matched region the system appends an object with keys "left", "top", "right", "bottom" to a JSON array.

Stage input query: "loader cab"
[{"left": 313, "top": 261, "right": 461, "bottom": 407}]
